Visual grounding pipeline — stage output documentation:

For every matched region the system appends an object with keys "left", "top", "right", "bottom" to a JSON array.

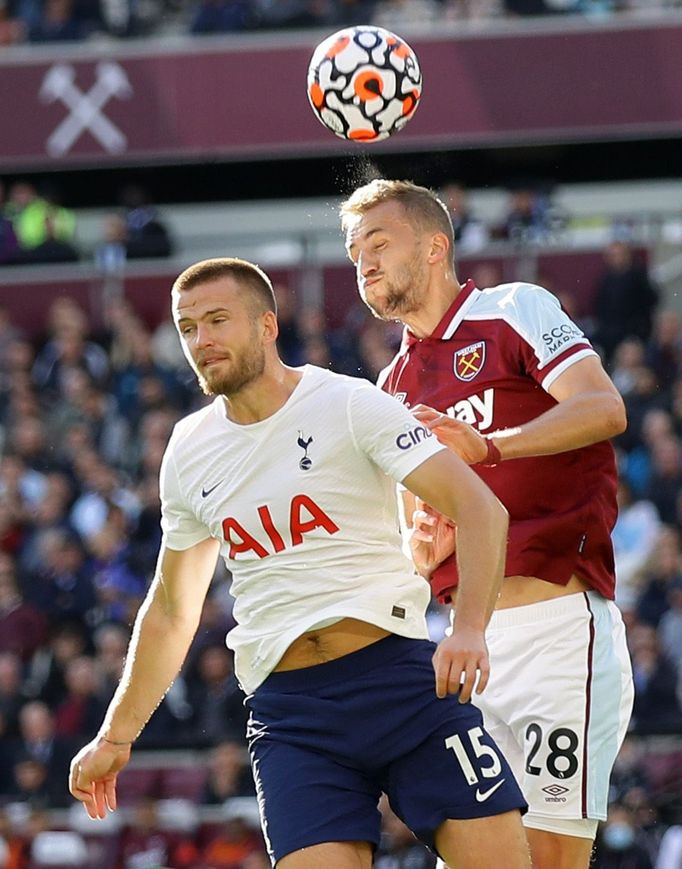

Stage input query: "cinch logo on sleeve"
[
  {"left": 445, "top": 387, "right": 495, "bottom": 432},
  {"left": 221, "top": 494, "right": 339, "bottom": 560},
  {"left": 396, "top": 425, "right": 432, "bottom": 450}
]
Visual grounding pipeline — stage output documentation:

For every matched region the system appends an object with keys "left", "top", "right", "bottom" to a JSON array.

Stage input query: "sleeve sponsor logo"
[
  {"left": 396, "top": 424, "right": 433, "bottom": 450},
  {"left": 542, "top": 324, "right": 583, "bottom": 354}
]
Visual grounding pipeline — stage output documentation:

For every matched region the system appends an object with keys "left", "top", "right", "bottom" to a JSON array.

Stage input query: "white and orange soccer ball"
[{"left": 307, "top": 25, "right": 422, "bottom": 143}]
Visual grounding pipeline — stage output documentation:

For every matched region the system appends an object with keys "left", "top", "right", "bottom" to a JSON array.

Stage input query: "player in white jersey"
[
  {"left": 340, "top": 179, "right": 634, "bottom": 869},
  {"left": 68, "top": 257, "right": 530, "bottom": 868}
]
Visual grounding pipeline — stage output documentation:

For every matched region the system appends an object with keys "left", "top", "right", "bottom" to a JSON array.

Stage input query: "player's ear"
[
  {"left": 427, "top": 231, "right": 450, "bottom": 265},
  {"left": 262, "top": 310, "right": 279, "bottom": 345}
]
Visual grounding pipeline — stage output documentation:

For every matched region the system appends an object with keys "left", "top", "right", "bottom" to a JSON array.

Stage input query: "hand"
[
  {"left": 412, "top": 404, "right": 488, "bottom": 465},
  {"left": 69, "top": 737, "right": 131, "bottom": 819},
  {"left": 410, "top": 498, "right": 456, "bottom": 578},
  {"left": 432, "top": 627, "right": 490, "bottom": 703}
]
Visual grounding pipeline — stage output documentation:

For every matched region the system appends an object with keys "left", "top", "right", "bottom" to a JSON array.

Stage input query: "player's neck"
[
  {"left": 401, "top": 274, "right": 462, "bottom": 340},
  {"left": 222, "top": 360, "right": 303, "bottom": 425}
]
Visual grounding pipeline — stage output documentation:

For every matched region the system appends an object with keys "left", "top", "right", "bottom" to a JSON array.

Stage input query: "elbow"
[{"left": 605, "top": 393, "right": 627, "bottom": 438}]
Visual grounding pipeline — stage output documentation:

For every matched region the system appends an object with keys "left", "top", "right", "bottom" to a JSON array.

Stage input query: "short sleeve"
[
  {"left": 159, "top": 439, "right": 212, "bottom": 551},
  {"left": 348, "top": 382, "right": 445, "bottom": 482},
  {"left": 500, "top": 283, "right": 598, "bottom": 391}
]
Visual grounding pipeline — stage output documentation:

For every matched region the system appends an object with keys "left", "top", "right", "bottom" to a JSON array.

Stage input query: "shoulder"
[
  {"left": 473, "top": 282, "right": 562, "bottom": 319},
  {"left": 166, "top": 402, "right": 218, "bottom": 453},
  {"left": 306, "top": 364, "right": 378, "bottom": 399}
]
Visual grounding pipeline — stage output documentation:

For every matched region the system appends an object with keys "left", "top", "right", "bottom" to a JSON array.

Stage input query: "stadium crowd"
[
  {"left": 0, "top": 0, "right": 679, "bottom": 47},
  {"left": 0, "top": 200, "right": 681, "bottom": 864}
]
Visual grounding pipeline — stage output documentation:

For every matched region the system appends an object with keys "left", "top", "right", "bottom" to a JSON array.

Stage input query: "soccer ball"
[{"left": 307, "top": 26, "right": 422, "bottom": 143}]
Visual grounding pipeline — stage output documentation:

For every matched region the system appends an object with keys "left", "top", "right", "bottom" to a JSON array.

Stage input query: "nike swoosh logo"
[
  {"left": 475, "top": 779, "right": 505, "bottom": 802},
  {"left": 201, "top": 481, "right": 223, "bottom": 498}
]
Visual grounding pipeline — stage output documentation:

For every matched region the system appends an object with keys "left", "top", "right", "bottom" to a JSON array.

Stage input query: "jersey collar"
[{"left": 402, "top": 279, "right": 478, "bottom": 349}]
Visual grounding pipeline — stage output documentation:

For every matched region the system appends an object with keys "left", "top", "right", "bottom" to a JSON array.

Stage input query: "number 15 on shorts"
[{"left": 446, "top": 726, "right": 505, "bottom": 802}]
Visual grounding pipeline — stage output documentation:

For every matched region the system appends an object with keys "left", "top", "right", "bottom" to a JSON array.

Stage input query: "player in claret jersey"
[
  {"left": 68, "top": 257, "right": 530, "bottom": 869},
  {"left": 341, "top": 179, "right": 634, "bottom": 869}
]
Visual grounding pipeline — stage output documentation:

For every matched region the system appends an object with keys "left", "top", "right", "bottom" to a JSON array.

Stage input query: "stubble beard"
[
  {"left": 364, "top": 257, "right": 426, "bottom": 322},
  {"left": 197, "top": 342, "right": 266, "bottom": 398}
]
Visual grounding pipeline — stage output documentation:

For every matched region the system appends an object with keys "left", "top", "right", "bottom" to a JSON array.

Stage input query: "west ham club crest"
[{"left": 454, "top": 341, "right": 486, "bottom": 382}]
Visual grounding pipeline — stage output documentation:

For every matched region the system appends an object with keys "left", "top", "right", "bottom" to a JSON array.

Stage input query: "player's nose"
[{"left": 358, "top": 252, "right": 378, "bottom": 277}]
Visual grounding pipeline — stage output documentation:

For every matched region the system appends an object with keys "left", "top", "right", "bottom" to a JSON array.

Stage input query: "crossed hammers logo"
[{"left": 40, "top": 61, "right": 133, "bottom": 157}]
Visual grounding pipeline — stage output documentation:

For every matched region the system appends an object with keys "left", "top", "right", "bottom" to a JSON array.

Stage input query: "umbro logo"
[
  {"left": 542, "top": 785, "right": 569, "bottom": 796},
  {"left": 475, "top": 779, "right": 505, "bottom": 802},
  {"left": 201, "top": 480, "right": 223, "bottom": 498}
]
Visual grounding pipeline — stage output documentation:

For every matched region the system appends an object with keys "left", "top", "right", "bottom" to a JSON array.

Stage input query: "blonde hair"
[
  {"left": 340, "top": 178, "right": 454, "bottom": 251},
  {"left": 172, "top": 257, "right": 277, "bottom": 315}
]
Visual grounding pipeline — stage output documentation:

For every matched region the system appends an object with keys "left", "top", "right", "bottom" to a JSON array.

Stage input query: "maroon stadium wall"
[{"left": 1, "top": 18, "right": 682, "bottom": 170}]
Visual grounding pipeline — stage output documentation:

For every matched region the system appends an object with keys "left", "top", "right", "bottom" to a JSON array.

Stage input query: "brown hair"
[
  {"left": 340, "top": 179, "right": 454, "bottom": 250},
  {"left": 172, "top": 257, "right": 277, "bottom": 316}
]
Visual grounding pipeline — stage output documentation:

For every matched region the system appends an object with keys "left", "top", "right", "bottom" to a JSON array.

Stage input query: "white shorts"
[{"left": 472, "top": 590, "right": 633, "bottom": 838}]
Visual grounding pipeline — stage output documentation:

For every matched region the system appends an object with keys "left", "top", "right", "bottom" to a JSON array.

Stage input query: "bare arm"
[
  {"left": 414, "top": 356, "right": 626, "bottom": 464},
  {"left": 69, "top": 536, "right": 220, "bottom": 818},
  {"left": 403, "top": 449, "right": 508, "bottom": 701}
]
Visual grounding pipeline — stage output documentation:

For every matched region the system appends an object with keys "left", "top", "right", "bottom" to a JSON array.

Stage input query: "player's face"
[
  {"left": 173, "top": 277, "right": 266, "bottom": 397},
  {"left": 345, "top": 200, "right": 429, "bottom": 320}
]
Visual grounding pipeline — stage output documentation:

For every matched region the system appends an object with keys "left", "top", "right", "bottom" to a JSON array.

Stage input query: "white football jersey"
[{"left": 160, "top": 365, "right": 445, "bottom": 694}]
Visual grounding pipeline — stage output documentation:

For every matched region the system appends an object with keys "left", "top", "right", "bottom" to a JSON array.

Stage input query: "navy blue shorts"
[{"left": 246, "top": 634, "right": 527, "bottom": 864}]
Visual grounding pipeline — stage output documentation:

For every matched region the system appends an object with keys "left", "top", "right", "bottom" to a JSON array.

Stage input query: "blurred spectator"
[
  {"left": 0, "top": 651, "right": 26, "bottom": 740},
  {"left": 10, "top": 701, "right": 74, "bottom": 806},
  {"left": 273, "top": 283, "right": 303, "bottom": 366},
  {"left": 53, "top": 654, "right": 107, "bottom": 740},
  {"left": 186, "top": 643, "right": 248, "bottom": 747},
  {"left": 47, "top": 367, "right": 130, "bottom": 468},
  {"left": 493, "top": 183, "right": 564, "bottom": 245},
  {"left": 6, "top": 182, "right": 78, "bottom": 260},
  {"left": 658, "top": 577, "right": 682, "bottom": 681},
  {"left": 593, "top": 241, "right": 659, "bottom": 363},
  {"left": 24, "top": 619, "right": 89, "bottom": 706},
  {"left": 119, "top": 185, "right": 173, "bottom": 259},
  {"left": 197, "top": 800, "right": 265, "bottom": 869},
  {"left": 32, "top": 324, "right": 109, "bottom": 398},
  {"left": 93, "top": 214, "right": 128, "bottom": 276},
  {"left": 190, "top": 0, "right": 255, "bottom": 33},
  {"left": 69, "top": 457, "right": 140, "bottom": 539},
  {"left": 609, "top": 736, "right": 650, "bottom": 805},
  {"left": 645, "top": 309, "right": 682, "bottom": 395},
  {"left": 26, "top": 528, "right": 98, "bottom": 625},
  {"left": 372, "top": 0, "right": 442, "bottom": 25},
  {"left": 118, "top": 797, "right": 199, "bottom": 869},
  {"left": 0, "top": 807, "right": 26, "bottom": 869},
  {"left": 201, "top": 741, "right": 255, "bottom": 804},
  {"left": 17, "top": 471, "right": 74, "bottom": 576},
  {"left": 8, "top": 755, "right": 54, "bottom": 806},
  {"left": 612, "top": 480, "right": 660, "bottom": 613},
  {"left": 441, "top": 181, "right": 489, "bottom": 254},
  {"left": 0, "top": 181, "right": 19, "bottom": 262},
  {"left": 610, "top": 338, "right": 648, "bottom": 398},
  {"left": 636, "top": 526, "right": 682, "bottom": 628},
  {"left": 643, "top": 436, "right": 682, "bottom": 526},
  {"left": 86, "top": 520, "right": 147, "bottom": 624},
  {"left": 594, "top": 803, "right": 654, "bottom": 869},
  {"left": 0, "top": 552, "right": 47, "bottom": 662},
  {"left": 629, "top": 621, "right": 682, "bottom": 734},
  {"left": 256, "top": 0, "right": 335, "bottom": 28},
  {"left": 92, "top": 621, "right": 128, "bottom": 698},
  {"left": 28, "top": 0, "right": 90, "bottom": 40}
]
